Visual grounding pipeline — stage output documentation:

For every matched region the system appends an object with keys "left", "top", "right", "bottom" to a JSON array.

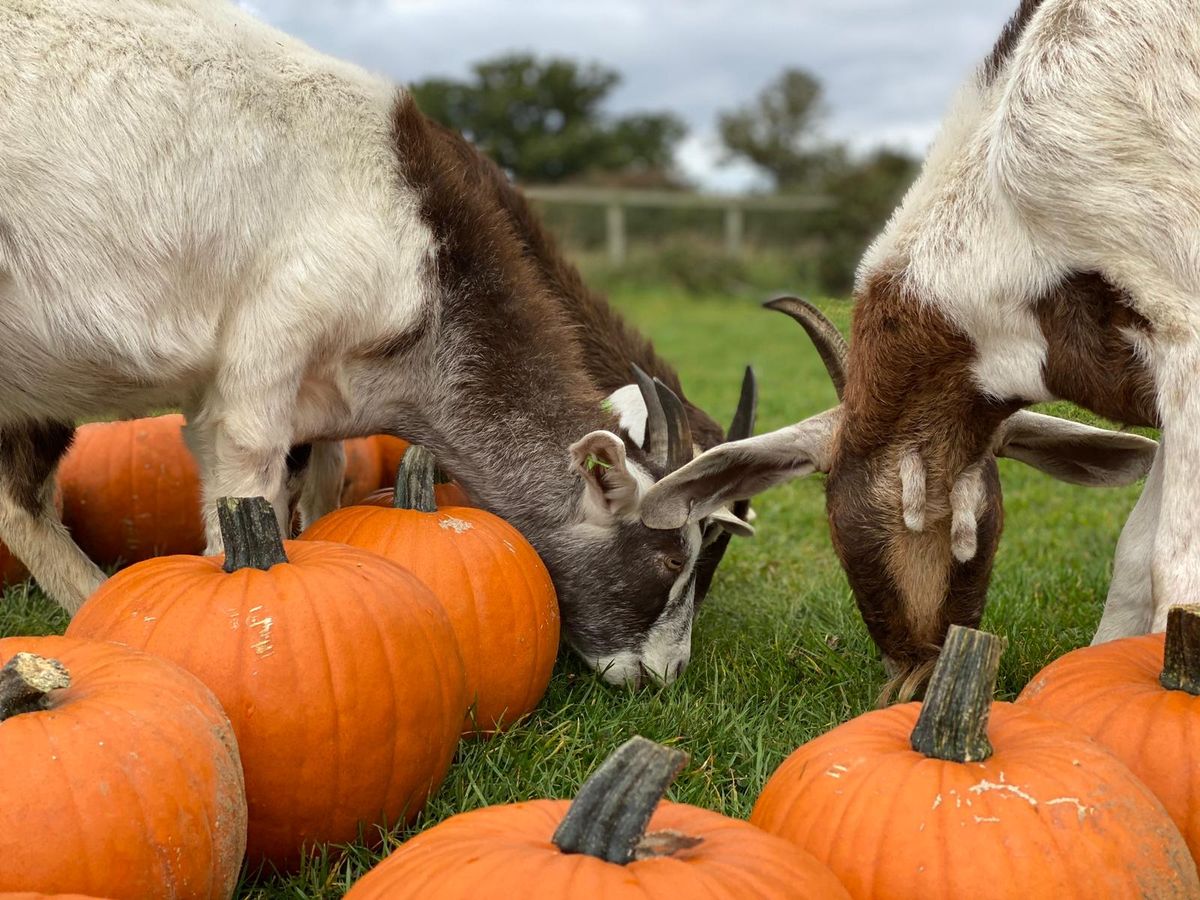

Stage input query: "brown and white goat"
[
  {"left": 0, "top": 0, "right": 753, "bottom": 686},
  {"left": 644, "top": 0, "right": 1178, "bottom": 697},
  {"left": 290, "top": 119, "right": 753, "bottom": 601}
]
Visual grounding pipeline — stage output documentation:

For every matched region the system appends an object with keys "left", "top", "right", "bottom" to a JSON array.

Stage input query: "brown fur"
[
  {"left": 830, "top": 272, "right": 1016, "bottom": 684},
  {"left": 425, "top": 119, "right": 725, "bottom": 450},
  {"left": 1036, "top": 271, "right": 1158, "bottom": 427}
]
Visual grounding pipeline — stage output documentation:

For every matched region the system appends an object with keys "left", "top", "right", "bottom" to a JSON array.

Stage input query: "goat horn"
[
  {"left": 727, "top": 366, "right": 757, "bottom": 442},
  {"left": 653, "top": 377, "right": 693, "bottom": 471},
  {"left": 764, "top": 296, "right": 848, "bottom": 400},
  {"left": 727, "top": 365, "right": 758, "bottom": 522},
  {"left": 631, "top": 364, "right": 668, "bottom": 466}
]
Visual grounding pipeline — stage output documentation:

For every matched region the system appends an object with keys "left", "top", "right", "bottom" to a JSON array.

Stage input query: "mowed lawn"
[{"left": 0, "top": 286, "right": 1147, "bottom": 897}]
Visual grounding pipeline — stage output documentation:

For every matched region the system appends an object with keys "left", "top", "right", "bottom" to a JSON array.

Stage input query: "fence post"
[
  {"left": 606, "top": 201, "right": 626, "bottom": 265},
  {"left": 724, "top": 205, "right": 745, "bottom": 257}
]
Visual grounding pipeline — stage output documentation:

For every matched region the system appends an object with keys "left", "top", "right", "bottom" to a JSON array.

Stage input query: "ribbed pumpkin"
[
  {"left": 346, "top": 736, "right": 849, "bottom": 899},
  {"left": 0, "top": 638, "right": 247, "bottom": 899},
  {"left": 67, "top": 496, "right": 468, "bottom": 871},
  {"left": 1018, "top": 604, "right": 1200, "bottom": 861},
  {"left": 302, "top": 447, "right": 557, "bottom": 735},
  {"left": 751, "top": 626, "right": 1200, "bottom": 899},
  {"left": 58, "top": 414, "right": 205, "bottom": 565}
]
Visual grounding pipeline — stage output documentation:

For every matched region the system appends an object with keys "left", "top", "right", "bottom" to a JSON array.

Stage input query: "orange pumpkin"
[
  {"left": 0, "top": 894, "right": 115, "bottom": 899},
  {"left": 302, "top": 446, "right": 557, "bottom": 735},
  {"left": 373, "top": 435, "right": 410, "bottom": 489},
  {"left": 751, "top": 626, "right": 1199, "bottom": 899},
  {"left": 0, "top": 637, "right": 246, "bottom": 899},
  {"left": 67, "top": 496, "right": 468, "bottom": 871},
  {"left": 1018, "top": 604, "right": 1200, "bottom": 861},
  {"left": 346, "top": 736, "right": 849, "bottom": 899},
  {"left": 58, "top": 414, "right": 206, "bottom": 565},
  {"left": 340, "top": 437, "right": 387, "bottom": 505}
]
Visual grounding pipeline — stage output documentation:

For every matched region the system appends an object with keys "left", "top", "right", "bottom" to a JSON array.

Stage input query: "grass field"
[{"left": 0, "top": 286, "right": 1149, "bottom": 897}]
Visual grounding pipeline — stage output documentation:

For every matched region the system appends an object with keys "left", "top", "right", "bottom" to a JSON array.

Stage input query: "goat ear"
[
  {"left": 995, "top": 410, "right": 1157, "bottom": 486},
  {"left": 639, "top": 409, "right": 839, "bottom": 530},
  {"left": 603, "top": 384, "right": 648, "bottom": 447},
  {"left": 570, "top": 430, "right": 646, "bottom": 518}
]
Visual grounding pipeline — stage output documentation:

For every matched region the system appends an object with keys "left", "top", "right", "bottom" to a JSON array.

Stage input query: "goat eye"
[{"left": 664, "top": 556, "right": 685, "bottom": 573}]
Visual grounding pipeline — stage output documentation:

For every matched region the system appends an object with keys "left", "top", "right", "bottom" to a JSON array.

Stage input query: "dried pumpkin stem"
[
  {"left": 0, "top": 653, "right": 70, "bottom": 721},
  {"left": 218, "top": 496, "right": 288, "bottom": 573},
  {"left": 1160, "top": 605, "right": 1200, "bottom": 695},
  {"left": 393, "top": 445, "right": 438, "bottom": 513},
  {"left": 910, "top": 625, "right": 1005, "bottom": 763},
  {"left": 552, "top": 735, "right": 699, "bottom": 865}
]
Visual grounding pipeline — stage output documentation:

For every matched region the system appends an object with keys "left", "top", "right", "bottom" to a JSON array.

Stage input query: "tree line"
[{"left": 411, "top": 55, "right": 919, "bottom": 291}]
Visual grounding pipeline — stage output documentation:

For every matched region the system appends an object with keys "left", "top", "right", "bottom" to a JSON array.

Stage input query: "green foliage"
[
  {"left": 0, "top": 288, "right": 1141, "bottom": 898},
  {"left": 411, "top": 54, "right": 686, "bottom": 184},
  {"left": 717, "top": 68, "right": 837, "bottom": 190}
]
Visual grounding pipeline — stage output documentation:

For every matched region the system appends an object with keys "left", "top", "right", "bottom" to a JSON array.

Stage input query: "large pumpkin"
[
  {"left": 67, "top": 496, "right": 468, "bottom": 871},
  {"left": 1018, "top": 604, "right": 1200, "bottom": 861},
  {"left": 0, "top": 637, "right": 247, "bottom": 899},
  {"left": 58, "top": 414, "right": 206, "bottom": 565},
  {"left": 751, "top": 626, "right": 1199, "bottom": 898},
  {"left": 302, "top": 446, "right": 557, "bottom": 735},
  {"left": 346, "top": 736, "right": 849, "bottom": 899}
]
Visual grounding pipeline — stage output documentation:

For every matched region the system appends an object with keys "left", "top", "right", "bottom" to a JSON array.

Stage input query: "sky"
[{"left": 239, "top": 0, "right": 1022, "bottom": 192}]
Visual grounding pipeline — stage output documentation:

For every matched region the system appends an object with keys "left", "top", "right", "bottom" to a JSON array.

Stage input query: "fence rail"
[{"left": 523, "top": 186, "right": 830, "bottom": 264}]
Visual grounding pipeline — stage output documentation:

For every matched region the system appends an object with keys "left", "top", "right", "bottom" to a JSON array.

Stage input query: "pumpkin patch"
[
  {"left": 751, "top": 626, "right": 1200, "bottom": 899},
  {"left": 302, "top": 445, "right": 558, "bottom": 735},
  {"left": 1018, "top": 604, "right": 1200, "bottom": 861},
  {"left": 66, "top": 496, "right": 468, "bottom": 871},
  {"left": 345, "top": 736, "right": 849, "bottom": 898}
]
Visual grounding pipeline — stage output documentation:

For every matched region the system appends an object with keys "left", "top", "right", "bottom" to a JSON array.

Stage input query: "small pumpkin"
[
  {"left": 303, "top": 446, "right": 557, "bottom": 735},
  {"left": 58, "top": 414, "right": 206, "bottom": 565},
  {"left": 67, "top": 496, "right": 468, "bottom": 871},
  {"left": 1018, "top": 604, "right": 1200, "bottom": 860},
  {"left": 345, "top": 736, "right": 849, "bottom": 899},
  {"left": 0, "top": 638, "right": 247, "bottom": 899},
  {"left": 751, "top": 626, "right": 1200, "bottom": 898}
]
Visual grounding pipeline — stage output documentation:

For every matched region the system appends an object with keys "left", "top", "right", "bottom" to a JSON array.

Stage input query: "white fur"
[
  {"left": 859, "top": 0, "right": 1200, "bottom": 638},
  {"left": 0, "top": 0, "right": 435, "bottom": 559},
  {"left": 605, "top": 384, "right": 648, "bottom": 447}
]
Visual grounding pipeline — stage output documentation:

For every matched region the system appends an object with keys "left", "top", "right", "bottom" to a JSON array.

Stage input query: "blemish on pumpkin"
[
  {"left": 931, "top": 793, "right": 942, "bottom": 810},
  {"left": 967, "top": 776, "right": 1038, "bottom": 807},
  {"left": 973, "top": 815, "right": 1001, "bottom": 824},
  {"left": 439, "top": 516, "right": 472, "bottom": 533},
  {"left": 245, "top": 610, "right": 275, "bottom": 658},
  {"left": 825, "top": 764, "right": 848, "bottom": 779},
  {"left": 1046, "top": 797, "right": 1092, "bottom": 821}
]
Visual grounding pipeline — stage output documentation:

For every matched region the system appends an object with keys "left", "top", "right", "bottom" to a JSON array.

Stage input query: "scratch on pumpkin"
[
  {"left": 245, "top": 606, "right": 275, "bottom": 658},
  {"left": 439, "top": 516, "right": 473, "bottom": 533},
  {"left": 967, "top": 772, "right": 1038, "bottom": 807}
]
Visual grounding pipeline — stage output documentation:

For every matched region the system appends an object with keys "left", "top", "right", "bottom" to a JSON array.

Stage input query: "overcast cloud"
[{"left": 240, "top": 0, "right": 1021, "bottom": 191}]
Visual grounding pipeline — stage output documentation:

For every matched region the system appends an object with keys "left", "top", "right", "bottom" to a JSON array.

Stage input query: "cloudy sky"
[{"left": 240, "top": 0, "right": 1021, "bottom": 191}]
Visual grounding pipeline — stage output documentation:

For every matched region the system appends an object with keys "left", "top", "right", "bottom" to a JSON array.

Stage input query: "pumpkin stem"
[
  {"left": 218, "top": 496, "right": 288, "bottom": 573},
  {"left": 0, "top": 653, "right": 71, "bottom": 721},
  {"left": 551, "top": 735, "right": 698, "bottom": 865},
  {"left": 910, "top": 625, "right": 1005, "bottom": 763},
  {"left": 1160, "top": 605, "right": 1200, "bottom": 695},
  {"left": 392, "top": 445, "right": 438, "bottom": 513}
]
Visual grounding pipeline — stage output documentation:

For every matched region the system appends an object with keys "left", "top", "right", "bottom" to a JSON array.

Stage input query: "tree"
[
  {"left": 717, "top": 69, "right": 835, "bottom": 190},
  {"left": 411, "top": 54, "right": 686, "bottom": 185}
]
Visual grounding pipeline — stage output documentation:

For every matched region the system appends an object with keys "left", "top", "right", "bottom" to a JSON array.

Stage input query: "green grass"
[{"left": 1, "top": 287, "right": 1147, "bottom": 897}]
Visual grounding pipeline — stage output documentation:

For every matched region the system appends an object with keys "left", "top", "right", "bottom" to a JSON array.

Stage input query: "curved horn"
[
  {"left": 631, "top": 364, "right": 668, "bottom": 466},
  {"left": 653, "top": 378, "right": 693, "bottom": 471},
  {"left": 727, "top": 366, "right": 757, "bottom": 522},
  {"left": 764, "top": 296, "right": 848, "bottom": 400},
  {"left": 727, "top": 366, "right": 757, "bottom": 442}
]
